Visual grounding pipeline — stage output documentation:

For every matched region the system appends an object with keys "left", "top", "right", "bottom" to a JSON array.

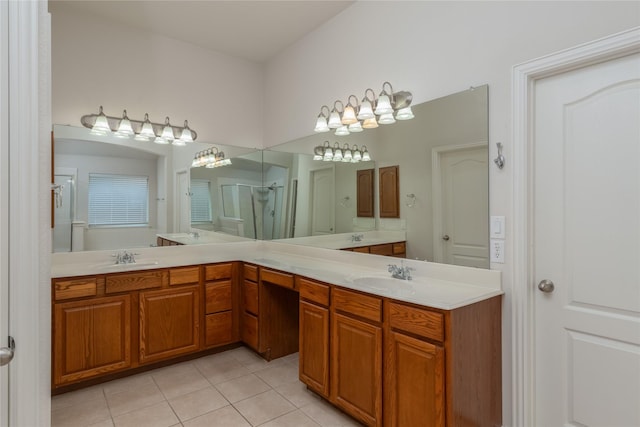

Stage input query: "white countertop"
[
  {"left": 275, "top": 230, "right": 406, "bottom": 250},
  {"left": 156, "top": 231, "right": 253, "bottom": 245},
  {"left": 51, "top": 240, "right": 502, "bottom": 310}
]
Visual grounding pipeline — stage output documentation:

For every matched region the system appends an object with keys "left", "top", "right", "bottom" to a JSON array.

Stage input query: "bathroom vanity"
[{"left": 51, "top": 241, "right": 502, "bottom": 426}]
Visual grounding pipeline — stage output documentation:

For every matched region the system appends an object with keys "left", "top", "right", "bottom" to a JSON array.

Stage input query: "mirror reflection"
[{"left": 52, "top": 85, "right": 488, "bottom": 268}]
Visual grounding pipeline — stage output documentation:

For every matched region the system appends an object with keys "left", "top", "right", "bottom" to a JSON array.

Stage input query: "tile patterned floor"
[{"left": 51, "top": 347, "right": 363, "bottom": 427}]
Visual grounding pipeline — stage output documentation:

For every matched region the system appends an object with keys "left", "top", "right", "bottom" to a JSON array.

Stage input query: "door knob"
[
  {"left": 442, "top": 235, "right": 450, "bottom": 241},
  {"left": 538, "top": 279, "right": 555, "bottom": 293},
  {"left": 0, "top": 337, "right": 15, "bottom": 367}
]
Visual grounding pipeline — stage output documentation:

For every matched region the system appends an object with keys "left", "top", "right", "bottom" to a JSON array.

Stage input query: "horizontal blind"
[
  {"left": 88, "top": 173, "right": 149, "bottom": 226},
  {"left": 191, "top": 179, "right": 212, "bottom": 223}
]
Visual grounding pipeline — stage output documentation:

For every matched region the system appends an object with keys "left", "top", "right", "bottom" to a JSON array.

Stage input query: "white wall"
[
  {"left": 51, "top": 7, "right": 264, "bottom": 149},
  {"left": 263, "top": 2, "right": 639, "bottom": 424}
]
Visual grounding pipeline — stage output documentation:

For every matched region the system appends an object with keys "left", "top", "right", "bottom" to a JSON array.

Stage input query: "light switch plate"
[
  {"left": 490, "top": 216, "right": 506, "bottom": 239},
  {"left": 490, "top": 239, "right": 505, "bottom": 263}
]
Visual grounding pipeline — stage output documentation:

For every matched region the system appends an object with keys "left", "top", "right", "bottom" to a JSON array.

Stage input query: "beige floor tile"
[
  {"left": 233, "top": 390, "right": 296, "bottom": 426},
  {"left": 259, "top": 409, "right": 321, "bottom": 427},
  {"left": 300, "top": 399, "right": 363, "bottom": 427},
  {"left": 280, "top": 352, "right": 299, "bottom": 366},
  {"left": 236, "top": 352, "right": 287, "bottom": 373},
  {"left": 106, "top": 380, "right": 165, "bottom": 417},
  {"left": 152, "top": 363, "right": 211, "bottom": 400},
  {"left": 51, "top": 396, "right": 111, "bottom": 427},
  {"left": 215, "top": 373, "right": 271, "bottom": 403},
  {"left": 254, "top": 363, "right": 300, "bottom": 389},
  {"left": 274, "top": 381, "right": 320, "bottom": 408},
  {"left": 194, "top": 355, "right": 251, "bottom": 384},
  {"left": 112, "top": 401, "right": 179, "bottom": 427},
  {"left": 182, "top": 405, "right": 250, "bottom": 427},
  {"left": 51, "top": 385, "right": 105, "bottom": 411},
  {"left": 168, "top": 385, "right": 229, "bottom": 422},
  {"left": 87, "top": 418, "right": 114, "bottom": 427},
  {"left": 102, "top": 373, "right": 154, "bottom": 397}
]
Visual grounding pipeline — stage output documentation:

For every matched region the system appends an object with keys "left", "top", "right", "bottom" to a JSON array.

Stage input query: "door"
[
  {"left": 533, "top": 53, "right": 640, "bottom": 426},
  {"left": 433, "top": 143, "right": 489, "bottom": 267},
  {"left": 175, "top": 170, "right": 190, "bottom": 233},
  {"left": 311, "top": 167, "right": 335, "bottom": 235},
  {"left": 0, "top": 2, "right": 8, "bottom": 422},
  {"left": 299, "top": 300, "right": 329, "bottom": 397}
]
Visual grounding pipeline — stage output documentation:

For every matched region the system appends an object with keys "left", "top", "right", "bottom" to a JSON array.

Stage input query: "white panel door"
[
  {"left": 311, "top": 167, "right": 335, "bottom": 235},
  {"left": 175, "top": 170, "right": 190, "bottom": 233},
  {"left": 534, "top": 52, "right": 640, "bottom": 426},
  {"left": 434, "top": 144, "right": 489, "bottom": 267}
]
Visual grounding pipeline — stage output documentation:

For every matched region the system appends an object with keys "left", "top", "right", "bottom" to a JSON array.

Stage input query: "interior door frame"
[
  {"left": 511, "top": 27, "right": 639, "bottom": 426},
  {"left": 174, "top": 168, "right": 190, "bottom": 233},
  {"left": 431, "top": 141, "right": 488, "bottom": 264}
]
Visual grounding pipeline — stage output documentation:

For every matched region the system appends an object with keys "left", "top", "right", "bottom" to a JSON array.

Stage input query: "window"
[
  {"left": 191, "top": 180, "right": 212, "bottom": 223},
  {"left": 88, "top": 173, "right": 149, "bottom": 226}
]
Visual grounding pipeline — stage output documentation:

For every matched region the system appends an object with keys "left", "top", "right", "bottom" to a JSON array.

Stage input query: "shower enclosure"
[
  {"left": 52, "top": 173, "right": 76, "bottom": 252},
  {"left": 220, "top": 183, "right": 284, "bottom": 240}
]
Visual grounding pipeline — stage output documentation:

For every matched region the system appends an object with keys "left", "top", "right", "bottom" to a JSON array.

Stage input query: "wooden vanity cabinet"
[
  {"left": 259, "top": 267, "right": 298, "bottom": 360},
  {"left": 241, "top": 264, "right": 260, "bottom": 351},
  {"left": 384, "top": 301, "right": 445, "bottom": 427},
  {"left": 330, "top": 288, "right": 383, "bottom": 427},
  {"left": 298, "top": 277, "right": 330, "bottom": 398},
  {"left": 53, "top": 293, "right": 131, "bottom": 386},
  {"left": 357, "top": 168, "right": 374, "bottom": 218},
  {"left": 203, "top": 263, "right": 238, "bottom": 348},
  {"left": 139, "top": 266, "right": 201, "bottom": 364}
]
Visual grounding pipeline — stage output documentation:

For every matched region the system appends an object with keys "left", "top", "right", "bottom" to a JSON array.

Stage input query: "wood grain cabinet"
[
  {"left": 203, "top": 263, "right": 236, "bottom": 348},
  {"left": 330, "top": 288, "right": 383, "bottom": 427},
  {"left": 241, "top": 264, "right": 260, "bottom": 351},
  {"left": 357, "top": 168, "right": 374, "bottom": 217},
  {"left": 298, "top": 278, "right": 330, "bottom": 398},
  {"left": 379, "top": 165, "right": 399, "bottom": 218},
  {"left": 53, "top": 294, "right": 131, "bottom": 386},
  {"left": 139, "top": 285, "right": 200, "bottom": 364}
]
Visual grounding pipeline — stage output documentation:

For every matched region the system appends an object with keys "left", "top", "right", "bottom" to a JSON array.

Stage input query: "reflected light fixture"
[
  {"left": 313, "top": 82, "right": 413, "bottom": 133},
  {"left": 191, "top": 147, "right": 231, "bottom": 168},
  {"left": 81, "top": 106, "right": 197, "bottom": 145},
  {"left": 312, "top": 141, "right": 372, "bottom": 163}
]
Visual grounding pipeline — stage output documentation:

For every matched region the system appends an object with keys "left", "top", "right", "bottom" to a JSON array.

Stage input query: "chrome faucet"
[
  {"left": 113, "top": 250, "right": 137, "bottom": 264},
  {"left": 351, "top": 233, "right": 364, "bottom": 242},
  {"left": 189, "top": 231, "right": 200, "bottom": 239},
  {"left": 388, "top": 262, "right": 414, "bottom": 280}
]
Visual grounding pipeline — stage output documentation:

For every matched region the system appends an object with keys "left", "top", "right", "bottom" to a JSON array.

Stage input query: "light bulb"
[
  {"left": 362, "top": 147, "right": 371, "bottom": 162},
  {"left": 161, "top": 119, "right": 175, "bottom": 142},
  {"left": 138, "top": 114, "right": 156, "bottom": 140},
  {"left": 115, "top": 111, "right": 134, "bottom": 138},
  {"left": 357, "top": 99, "right": 374, "bottom": 120},
  {"left": 348, "top": 121, "right": 363, "bottom": 133},
  {"left": 91, "top": 107, "right": 111, "bottom": 135},
  {"left": 341, "top": 104, "right": 357, "bottom": 125},
  {"left": 362, "top": 117, "right": 379, "bottom": 129},
  {"left": 154, "top": 136, "right": 169, "bottom": 145},
  {"left": 328, "top": 110, "right": 342, "bottom": 129},
  {"left": 374, "top": 94, "right": 393, "bottom": 115},
  {"left": 395, "top": 106, "right": 414, "bottom": 120},
  {"left": 314, "top": 115, "right": 330, "bottom": 132},
  {"left": 335, "top": 125, "right": 350, "bottom": 136},
  {"left": 378, "top": 113, "right": 396, "bottom": 125},
  {"left": 179, "top": 120, "right": 194, "bottom": 143}
]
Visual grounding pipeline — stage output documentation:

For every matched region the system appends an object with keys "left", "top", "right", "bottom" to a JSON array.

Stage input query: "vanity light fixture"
[
  {"left": 313, "top": 82, "right": 413, "bottom": 133},
  {"left": 81, "top": 106, "right": 197, "bottom": 145},
  {"left": 191, "top": 147, "right": 231, "bottom": 168},
  {"left": 312, "top": 141, "right": 371, "bottom": 163}
]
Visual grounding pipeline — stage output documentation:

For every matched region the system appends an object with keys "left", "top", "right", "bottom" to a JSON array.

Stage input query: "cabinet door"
[
  {"left": 357, "top": 168, "right": 374, "bottom": 217},
  {"left": 331, "top": 312, "right": 382, "bottom": 427},
  {"left": 385, "top": 331, "right": 445, "bottom": 427},
  {"left": 379, "top": 165, "right": 399, "bottom": 218},
  {"left": 299, "top": 301, "right": 329, "bottom": 397},
  {"left": 53, "top": 295, "right": 131, "bottom": 386},
  {"left": 139, "top": 286, "right": 200, "bottom": 364}
]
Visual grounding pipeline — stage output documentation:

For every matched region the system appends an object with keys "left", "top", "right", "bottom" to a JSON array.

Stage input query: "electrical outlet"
[{"left": 490, "top": 239, "right": 505, "bottom": 263}]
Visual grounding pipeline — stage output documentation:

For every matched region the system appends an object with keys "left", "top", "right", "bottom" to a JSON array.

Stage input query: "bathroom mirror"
[{"left": 267, "top": 85, "right": 489, "bottom": 266}]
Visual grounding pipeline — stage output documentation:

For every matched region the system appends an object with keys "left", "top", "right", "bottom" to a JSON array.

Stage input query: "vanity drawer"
[
  {"left": 244, "top": 264, "right": 258, "bottom": 282},
  {"left": 369, "top": 243, "right": 393, "bottom": 256},
  {"left": 205, "top": 281, "right": 232, "bottom": 314},
  {"left": 169, "top": 266, "right": 200, "bottom": 286},
  {"left": 389, "top": 302, "right": 444, "bottom": 342},
  {"left": 297, "top": 277, "right": 330, "bottom": 307},
  {"left": 242, "top": 312, "right": 259, "bottom": 350},
  {"left": 332, "top": 287, "right": 382, "bottom": 323},
  {"left": 243, "top": 280, "right": 259, "bottom": 315},
  {"left": 392, "top": 242, "right": 406, "bottom": 255},
  {"left": 105, "top": 270, "right": 165, "bottom": 294},
  {"left": 205, "top": 311, "right": 234, "bottom": 347},
  {"left": 261, "top": 268, "right": 295, "bottom": 290},
  {"left": 54, "top": 277, "right": 99, "bottom": 301},
  {"left": 352, "top": 246, "right": 370, "bottom": 254},
  {"left": 205, "top": 263, "right": 233, "bottom": 281}
]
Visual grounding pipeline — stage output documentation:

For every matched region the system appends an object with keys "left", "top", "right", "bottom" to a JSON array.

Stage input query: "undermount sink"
[
  {"left": 348, "top": 276, "right": 416, "bottom": 297},
  {"left": 93, "top": 261, "right": 159, "bottom": 270}
]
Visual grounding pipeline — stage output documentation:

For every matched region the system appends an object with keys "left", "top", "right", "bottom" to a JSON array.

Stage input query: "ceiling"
[{"left": 49, "top": 0, "right": 355, "bottom": 63}]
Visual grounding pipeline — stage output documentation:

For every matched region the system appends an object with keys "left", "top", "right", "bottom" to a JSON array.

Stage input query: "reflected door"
[
  {"left": 176, "top": 170, "right": 190, "bottom": 233},
  {"left": 52, "top": 174, "right": 74, "bottom": 253},
  {"left": 534, "top": 53, "right": 640, "bottom": 426},
  {"left": 311, "top": 168, "right": 335, "bottom": 235},
  {"left": 433, "top": 144, "right": 488, "bottom": 267}
]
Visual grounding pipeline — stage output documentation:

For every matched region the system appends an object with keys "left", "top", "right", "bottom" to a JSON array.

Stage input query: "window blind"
[
  {"left": 191, "top": 180, "right": 212, "bottom": 223},
  {"left": 88, "top": 173, "right": 149, "bottom": 226}
]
